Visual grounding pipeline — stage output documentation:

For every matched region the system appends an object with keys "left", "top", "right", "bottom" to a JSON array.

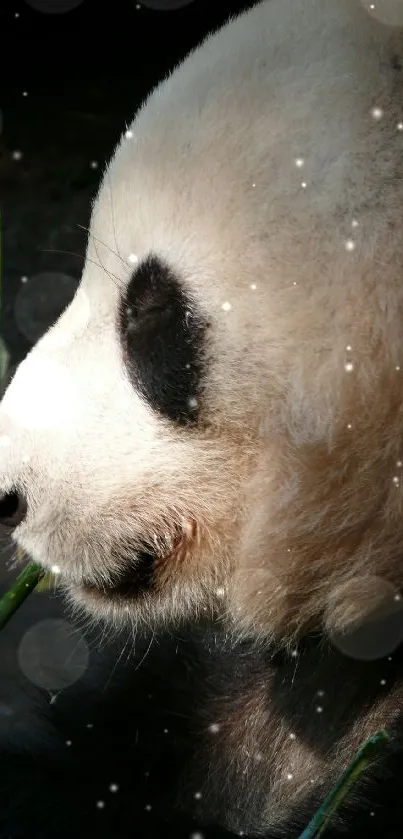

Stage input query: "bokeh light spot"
[{"left": 18, "top": 618, "right": 89, "bottom": 690}]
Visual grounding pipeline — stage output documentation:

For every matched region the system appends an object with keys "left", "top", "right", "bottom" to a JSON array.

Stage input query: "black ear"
[{"left": 118, "top": 254, "right": 209, "bottom": 426}]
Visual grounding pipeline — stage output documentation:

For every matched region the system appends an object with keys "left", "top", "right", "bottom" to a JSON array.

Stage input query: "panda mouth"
[
  {"left": 80, "top": 520, "right": 197, "bottom": 601},
  {"left": 82, "top": 550, "right": 156, "bottom": 599}
]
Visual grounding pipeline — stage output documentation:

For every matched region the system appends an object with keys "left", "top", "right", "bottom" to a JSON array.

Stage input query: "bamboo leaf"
[{"left": 299, "top": 729, "right": 391, "bottom": 838}]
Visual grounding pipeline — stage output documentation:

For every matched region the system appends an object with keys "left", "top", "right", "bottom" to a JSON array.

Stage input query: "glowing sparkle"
[
  {"left": 295, "top": 157, "right": 304, "bottom": 168},
  {"left": 90, "top": 161, "right": 98, "bottom": 169},
  {"left": 209, "top": 723, "right": 220, "bottom": 733},
  {"left": 194, "top": 791, "right": 202, "bottom": 800},
  {"left": 301, "top": 181, "right": 307, "bottom": 188},
  {"left": 344, "top": 361, "right": 354, "bottom": 372},
  {"left": 109, "top": 783, "right": 119, "bottom": 792},
  {"left": 371, "top": 106, "right": 383, "bottom": 120},
  {"left": 398, "top": 123, "right": 403, "bottom": 131},
  {"left": 188, "top": 396, "right": 198, "bottom": 410},
  {"left": 289, "top": 733, "right": 296, "bottom": 740},
  {"left": 347, "top": 423, "right": 352, "bottom": 429},
  {"left": 380, "top": 679, "right": 387, "bottom": 686},
  {"left": 345, "top": 239, "right": 356, "bottom": 252},
  {"left": 286, "top": 772, "right": 293, "bottom": 780},
  {"left": 128, "top": 253, "right": 138, "bottom": 265},
  {"left": 346, "top": 344, "right": 352, "bottom": 351},
  {"left": 351, "top": 219, "right": 359, "bottom": 228},
  {"left": 316, "top": 706, "right": 323, "bottom": 713},
  {"left": 51, "top": 565, "right": 61, "bottom": 575},
  {"left": 125, "top": 130, "right": 133, "bottom": 139},
  {"left": 12, "top": 150, "right": 23, "bottom": 161},
  {"left": 216, "top": 587, "right": 225, "bottom": 597},
  {"left": 393, "top": 476, "right": 400, "bottom": 486},
  {"left": 96, "top": 801, "right": 105, "bottom": 809},
  {"left": 250, "top": 283, "right": 257, "bottom": 290},
  {"left": 221, "top": 301, "right": 232, "bottom": 312}
]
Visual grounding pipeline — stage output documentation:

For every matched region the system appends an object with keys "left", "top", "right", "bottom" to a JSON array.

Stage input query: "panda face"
[
  {"left": 1, "top": 0, "right": 403, "bottom": 645},
  {"left": 0, "top": 226, "right": 255, "bottom": 628}
]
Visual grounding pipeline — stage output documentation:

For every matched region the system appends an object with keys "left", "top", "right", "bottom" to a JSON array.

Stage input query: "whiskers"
[
  {"left": 41, "top": 168, "right": 137, "bottom": 294},
  {"left": 41, "top": 241, "right": 127, "bottom": 293},
  {"left": 78, "top": 168, "right": 133, "bottom": 292}
]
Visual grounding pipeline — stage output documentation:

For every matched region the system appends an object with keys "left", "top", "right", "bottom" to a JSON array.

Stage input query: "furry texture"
[{"left": 1, "top": 0, "right": 403, "bottom": 835}]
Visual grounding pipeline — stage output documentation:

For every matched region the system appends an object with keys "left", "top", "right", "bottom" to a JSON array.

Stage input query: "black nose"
[{"left": 0, "top": 490, "right": 28, "bottom": 530}]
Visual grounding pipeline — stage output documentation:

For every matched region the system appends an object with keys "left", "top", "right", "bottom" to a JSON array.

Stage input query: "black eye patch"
[{"left": 117, "top": 254, "right": 208, "bottom": 426}]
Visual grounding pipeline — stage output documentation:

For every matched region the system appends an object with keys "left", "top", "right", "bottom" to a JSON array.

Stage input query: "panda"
[{"left": 1, "top": 0, "right": 403, "bottom": 836}]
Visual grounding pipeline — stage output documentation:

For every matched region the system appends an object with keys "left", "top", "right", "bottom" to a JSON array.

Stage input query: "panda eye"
[{"left": 117, "top": 254, "right": 208, "bottom": 426}]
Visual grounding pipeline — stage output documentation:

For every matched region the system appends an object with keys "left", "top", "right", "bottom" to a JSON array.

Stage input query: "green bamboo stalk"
[
  {"left": 299, "top": 729, "right": 391, "bottom": 838},
  {"left": 0, "top": 561, "right": 45, "bottom": 631}
]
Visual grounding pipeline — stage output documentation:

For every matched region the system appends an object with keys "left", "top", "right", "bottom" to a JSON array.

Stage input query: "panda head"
[
  {"left": 1, "top": 1, "right": 403, "bottom": 647},
  {"left": 0, "top": 148, "right": 265, "bottom": 634},
  {"left": 0, "top": 16, "right": 268, "bottom": 635}
]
